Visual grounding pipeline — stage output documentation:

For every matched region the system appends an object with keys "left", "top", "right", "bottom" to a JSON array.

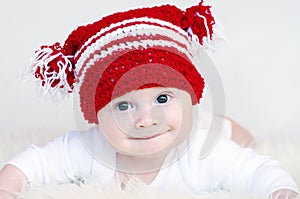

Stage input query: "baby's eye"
[
  {"left": 155, "top": 94, "right": 170, "bottom": 104},
  {"left": 116, "top": 102, "right": 133, "bottom": 111}
]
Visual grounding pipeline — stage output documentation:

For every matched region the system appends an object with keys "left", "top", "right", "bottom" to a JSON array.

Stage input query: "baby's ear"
[
  {"left": 96, "top": 115, "right": 102, "bottom": 126},
  {"left": 95, "top": 110, "right": 102, "bottom": 126}
]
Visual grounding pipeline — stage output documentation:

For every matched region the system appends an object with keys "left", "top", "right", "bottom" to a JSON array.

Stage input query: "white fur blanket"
[{"left": 0, "top": 130, "right": 299, "bottom": 199}]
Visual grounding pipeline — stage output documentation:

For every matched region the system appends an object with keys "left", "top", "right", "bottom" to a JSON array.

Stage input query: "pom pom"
[
  {"left": 24, "top": 42, "right": 76, "bottom": 101},
  {"left": 181, "top": 2, "right": 216, "bottom": 47}
]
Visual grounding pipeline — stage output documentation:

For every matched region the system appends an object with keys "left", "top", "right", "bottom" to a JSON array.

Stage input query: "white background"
[{"left": 0, "top": 0, "right": 299, "bottom": 137}]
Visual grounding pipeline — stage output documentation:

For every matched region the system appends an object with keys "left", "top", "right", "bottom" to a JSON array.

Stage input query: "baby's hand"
[
  {"left": 0, "top": 189, "right": 14, "bottom": 199},
  {"left": 0, "top": 165, "right": 28, "bottom": 199},
  {"left": 270, "top": 189, "right": 298, "bottom": 199}
]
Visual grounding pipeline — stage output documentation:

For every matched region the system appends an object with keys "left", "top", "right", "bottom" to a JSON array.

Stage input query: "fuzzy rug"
[{"left": 0, "top": 130, "right": 299, "bottom": 199}]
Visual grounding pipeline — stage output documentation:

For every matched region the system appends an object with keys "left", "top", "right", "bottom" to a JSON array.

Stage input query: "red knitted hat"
[{"left": 25, "top": 1, "right": 221, "bottom": 124}]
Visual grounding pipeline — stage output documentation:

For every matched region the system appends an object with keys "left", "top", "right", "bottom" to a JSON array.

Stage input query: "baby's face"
[{"left": 97, "top": 87, "right": 193, "bottom": 157}]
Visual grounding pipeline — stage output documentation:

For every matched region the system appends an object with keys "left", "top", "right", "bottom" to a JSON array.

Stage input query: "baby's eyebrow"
[
  {"left": 159, "top": 90, "right": 175, "bottom": 94},
  {"left": 157, "top": 89, "right": 176, "bottom": 96}
]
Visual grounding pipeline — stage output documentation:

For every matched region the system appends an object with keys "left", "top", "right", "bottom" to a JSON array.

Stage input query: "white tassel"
[
  {"left": 23, "top": 47, "right": 75, "bottom": 103},
  {"left": 186, "top": 27, "right": 200, "bottom": 56},
  {"left": 195, "top": 12, "right": 211, "bottom": 41},
  {"left": 186, "top": 12, "right": 225, "bottom": 52},
  {"left": 195, "top": 12, "right": 216, "bottom": 50}
]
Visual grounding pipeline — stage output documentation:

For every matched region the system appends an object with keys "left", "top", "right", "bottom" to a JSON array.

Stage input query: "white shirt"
[{"left": 6, "top": 117, "right": 299, "bottom": 197}]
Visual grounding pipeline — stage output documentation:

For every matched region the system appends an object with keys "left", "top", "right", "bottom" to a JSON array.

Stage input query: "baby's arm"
[
  {"left": 198, "top": 110, "right": 254, "bottom": 147},
  {"left": 226, "top": 117, "right": 254, "bottom": 147},
  {"left": 225, "top": 117, "right": 298, "bottom": 199},
  {"left": 220, "top": 140, "right": 299, "bottom": 198},
  {"left": 0, "top": 164, "right": 28, "bottom": 198},
  {"left": 0, "top": 131, "right": 84, "bottom": 198}
]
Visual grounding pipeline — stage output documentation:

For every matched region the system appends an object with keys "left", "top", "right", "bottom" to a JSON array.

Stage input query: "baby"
[{"left": 0, "top": 2, "right": 298, "bottom": 199}]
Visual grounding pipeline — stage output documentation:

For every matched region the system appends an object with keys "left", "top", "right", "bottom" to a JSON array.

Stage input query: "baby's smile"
[{"left": 128, "top": 129, "right": 172, "bottom": 140}]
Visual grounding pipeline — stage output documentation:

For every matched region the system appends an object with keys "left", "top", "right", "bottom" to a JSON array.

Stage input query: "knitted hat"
[{"left": 25, "top": 1, "right": 221, "bottom": 124}]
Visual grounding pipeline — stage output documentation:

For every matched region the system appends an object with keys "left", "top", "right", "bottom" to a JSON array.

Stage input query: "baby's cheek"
[
  {"left": 165, "top": 109, "right": 182, "bottom": 128},
  {"left": 102, "top": 128, "right": 128, "bottom": 150},
  {"left": 99, "top": 118, "right": 123, "bottom": 142},
  {"left": 172, "top": 105, "right": 192, "bottom": 128}
]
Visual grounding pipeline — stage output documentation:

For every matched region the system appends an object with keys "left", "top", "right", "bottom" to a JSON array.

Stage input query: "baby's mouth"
[{"left": 128, "top": 130, "right": 171, "bottom": 140}]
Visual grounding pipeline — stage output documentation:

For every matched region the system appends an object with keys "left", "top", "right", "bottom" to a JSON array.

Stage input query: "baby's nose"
[{"left": 133, "top": 108, "right": 158, "bottom": 128}]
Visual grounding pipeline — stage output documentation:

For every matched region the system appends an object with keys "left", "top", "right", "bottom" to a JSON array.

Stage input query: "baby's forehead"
[
  {"left": 112, "top": 86, "right": 173, "bottom": 102},
  {"left": 110, "top": 87, "right": 189, "bottom": 102}
]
